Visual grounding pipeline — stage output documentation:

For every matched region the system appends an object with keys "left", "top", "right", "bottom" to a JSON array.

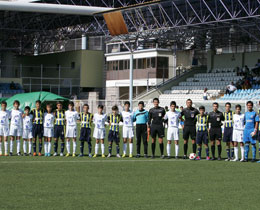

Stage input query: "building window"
[
  {"left": 113, "top": 61, "right": 118, "bottom": 70},
  {"left": 151, "top": 57, "right": 156, "bottom": 68},
  {"left": 119, "top": 60, "right": 124, "bottom": 70},
  {"left": 71, "top": 62, "right": 75, "bottom": 69},
  {"left": 157, "top": 57, "right": 169, "bottom": 69}
]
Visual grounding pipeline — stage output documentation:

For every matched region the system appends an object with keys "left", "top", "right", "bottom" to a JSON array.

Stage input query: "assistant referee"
[{"left": 148, "top": 98, "right": 166, "bottom": 158}]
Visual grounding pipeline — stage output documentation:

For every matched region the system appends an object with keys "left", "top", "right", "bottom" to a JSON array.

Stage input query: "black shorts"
[
  {"left": 108, "top": 130, "right": 120, "bottom": 143},
  {"left": 196, "top": 131, "right": 208, "bottom": 145},
  {"left": 150, "top": 124, "right": 164, "bottom": 138},
  {"left": 223, "top": 127, "right": 233, "bottom": 142},
  {"left": 258, "top": 131, "right": 260, "bottom": 141},
  {"left": 80, "top": 127, "right": 91, "bottom": 142},
  {"left": 32, "top": 124, "right": 43, "bottom": 139},
  {"left": 183, "top": 125, "right": 196, "bottom": 140},
  {"left": 209, "top": 127, "right": 222, "bottom": 141},
  {"left": 54, "top": 125, "right": 65, "bottom": 140}
]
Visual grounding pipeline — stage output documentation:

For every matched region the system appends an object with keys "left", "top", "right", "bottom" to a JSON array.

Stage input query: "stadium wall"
[
  {"left": 16, "top": 50, "right": 104, "bottom": 88},
  {"left": 209, "top": 51, "right": 260, "bottom": 70}
]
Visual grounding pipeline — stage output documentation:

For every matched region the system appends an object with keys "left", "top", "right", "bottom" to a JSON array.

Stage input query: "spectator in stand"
[
  {"left": 252, "top": 60, "right": 260, "bottom": 76},
  {"left": 243, "top": 78, "right": 251, "bottom": 89},
  {"left": 10, "top": 81, "right": 16, "bottom": 90},
  {"left": 203, "top": 88, "right": 208, "bottom": 100},
  {"left": 226, "top": 82, "right": 237, "bottom": 95}
]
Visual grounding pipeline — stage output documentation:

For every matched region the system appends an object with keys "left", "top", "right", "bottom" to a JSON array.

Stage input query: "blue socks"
[
  {"left": 116, "top": 145, "right": 120, "bottom": 154},
  {"left": 245, "top": 143, "right": 250, "bottom": 160},
  {"left": 108, "top": 144, "right": 112, "bottom": 154},
  {"left": 206, "top": 148, "right": 209, "bottom": 157},
  {"left": 80, "top": 141, "right": 84, "bottom": 154},
  {"left": 226, "top": 148, "right": 230, "bottom": 158},
  {"left": 197, "top": 147, "right": 202, "bottom": 157},
  {"left": 61, "top": 142, "right": 65, "bottom": 153},
  {"left": 54, "top": 142, "right": 58, "bottom": 153},
  {"left": 39, "top": 143, "right": 42, "bottom": 153},
  {"left": 252, "top": 144, "right": 256, "bottom": 160},
  {"left": 33, "top": 142, "right": 36, "bottom": 153},
  {"left": 88, "top": 142, "right": 92, "bottom": 154}
]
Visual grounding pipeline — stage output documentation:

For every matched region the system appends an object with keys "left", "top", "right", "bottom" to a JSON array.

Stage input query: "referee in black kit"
[
  {"left": 148, "top": 98, "right": 166, "bottom": 159},
  {"left": 208, "top": 102, "right": 224, "bottom": 160},
  {"left": 181, "top": 99, "right": 199, "bottom": 159}
]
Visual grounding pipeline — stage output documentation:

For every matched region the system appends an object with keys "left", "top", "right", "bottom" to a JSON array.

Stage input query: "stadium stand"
[
  {"left": 161, "top": 68, "right": 242, "bottom": 101},
  {"left": 219, "top": 88, "right": 260, "bottom": 101},
  {"left": 0, "top": 83, "right": 24, "bottom": 97}
]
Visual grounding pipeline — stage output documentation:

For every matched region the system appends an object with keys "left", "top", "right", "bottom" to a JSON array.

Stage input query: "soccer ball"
[{"left": 189, "top": 153, "right": 196, "bottom": 160}]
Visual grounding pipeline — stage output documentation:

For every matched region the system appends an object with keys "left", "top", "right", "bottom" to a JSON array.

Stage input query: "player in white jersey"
[
  {"left": 43, "top": 104, "right": 54, "bottom": 157},
  {"left": 65, "top": 101, "right": 79, "bottom": 157},
  {"left": 231, "top": 104, "right": 245, "bottom": 162},
  {"left": 164, "top": 101, "right": 181, "bottom": 159},
  {"left": 22, "top": 106, "right": 33, "bottom": 156},
  {"left": 121, "top": 101, "right": 134, "bottom": 158},
  {"left": 93, "top": 105, "right": 107, "bottom": 158},
  {"left": 9, "top": 100, "right": 23, "bottom": 156},
  {"left": 0, "top": 101, "right": 10, "bottom": 156}
]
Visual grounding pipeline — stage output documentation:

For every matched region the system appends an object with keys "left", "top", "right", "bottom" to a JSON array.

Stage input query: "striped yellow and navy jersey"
[
  {"left": 224, "top": 111, "right": 234, "bottom": 128},
  {"left": 30, "top": 108, "right": 44, "bottom": 124},
  {"left": 80, "top": 112, "right": 93, "bottom": 128},
  {"left": 54, "top": 109, "right": 65, "bottom": 126},
  {"left": 107, "top": 113, "right": 121, "bottom": 132},
  {"left": 196, "top": 114, "right": 208, "bottom": 131}
]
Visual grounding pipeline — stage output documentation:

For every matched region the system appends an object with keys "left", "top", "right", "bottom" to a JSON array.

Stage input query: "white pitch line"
[{"left": 0, "top": 159, "right": 195, "bottom": 164}]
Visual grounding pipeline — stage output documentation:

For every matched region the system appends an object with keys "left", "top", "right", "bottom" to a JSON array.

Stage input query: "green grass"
[{"left": 0, "top": 127, "right": 260, "bottom": 210}]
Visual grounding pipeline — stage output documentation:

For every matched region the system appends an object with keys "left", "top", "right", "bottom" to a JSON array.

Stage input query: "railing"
[
  {"left": 134, "top": 66, "right": 199, "bottom": 99},
  {"left": 22, "top": 77, "right": 80, "bottom": 97}
]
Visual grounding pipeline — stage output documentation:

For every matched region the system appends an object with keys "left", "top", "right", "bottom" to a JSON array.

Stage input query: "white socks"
[
  {"left": 175, "top": 144, "right": 179, "bottom": 157},
  {"left": 95, "top": 143, "right": 99, "bottom": 154},
  {"left": 44, "top": 142, "right": 48, "bottom": 154},
  {"left": 23, "top": 141, "right": 27, "bottom": 154},
  {"left": 95, "top": 143, "right": 105, "bottom": 155},
  {"left": 48, "top": 142, "right": 51, "bottom": 154},
  {"left": 234, "top": 147, "right": 238, "bottom": 160},
  {"left": 16, "top": 140, "right": 20, "bottom": 153},
  {"left": 101, "top": 144, "right": 105, "bottom": 155},
  {"left": 167, "top": 144, "right": 171, "bottom": 156},
  {"left": 4, "top": 141, "right": 8, "bottom": 154},
  {"left": 129, "top": 143, "right": 133, "bottom": 155},
  {"left": 123, "top": 143, "right": 127, "bottom": 155},
  {"left": 73, "top": 141, "right": 76, "bottom": 154},
  {"left": 123, "top": 143, "right": 133, "bottom": 155},
  {"left": 28, "top": 141, "right": 32, "bottom": 154},
  {"left": 0, "top": 142, "right": 2, "bottom": 154},
  {"left": 241, "top": 146, "right": 244, "bottom": 160},
  {"left": 66, "top": 141, "right": 70, "bottom": 154},
  {"left": 10, "top": 140, "right": 13, "bottom": 153}
]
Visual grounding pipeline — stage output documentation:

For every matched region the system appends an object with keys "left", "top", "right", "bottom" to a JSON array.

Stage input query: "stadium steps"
[{"left": 134, "top": 66, "right": 207, "bottom": 103}]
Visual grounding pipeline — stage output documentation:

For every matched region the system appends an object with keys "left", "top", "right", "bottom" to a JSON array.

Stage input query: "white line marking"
[{"left": 0, "top": 159, "right": 194, "bottom": 164}]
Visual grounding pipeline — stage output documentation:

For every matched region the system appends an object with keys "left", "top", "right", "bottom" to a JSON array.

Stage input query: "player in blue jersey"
[
  {"left": 243, "top": 101, "right": 259, "bottom": 162},
  {"left": 133, "top": 101, "right": 149, "bottom": 158}
]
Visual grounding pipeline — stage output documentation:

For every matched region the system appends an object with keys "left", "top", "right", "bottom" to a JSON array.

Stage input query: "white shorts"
[
  {"left": 0, "top": 125, "right": 9, "bottom": 137},
  {"left": 123, "top": 126, "right": 134, "bottom": 139},
  {"left": 23, "top": 129, "right": 33, "bottom": 139},
  {"left": 9, "top": 125, "right": 22, "bottom": 137},
  {"left": 167, "top": 127, "right": 179, "bottom": 141},
  {"left": 232, "top": 130, "right": 244, "bottom": 143},
  {"left": 44, "top": 127, "right": 54, "bottom": 138},
  {"left": 93, "top": 128, "right": 106, "bottom": 139},
  {"left": 65, "top": 126, "right": 77, "bottom": 138}
]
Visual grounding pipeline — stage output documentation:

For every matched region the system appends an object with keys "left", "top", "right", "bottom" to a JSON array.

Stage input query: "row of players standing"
[{"left": 0, "top": 98, "right": 258, "bottom": 162}]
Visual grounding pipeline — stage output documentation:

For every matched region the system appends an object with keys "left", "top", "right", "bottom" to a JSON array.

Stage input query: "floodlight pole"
[{"left": 129, "top": 51, "right": 134, "bottom": 110}]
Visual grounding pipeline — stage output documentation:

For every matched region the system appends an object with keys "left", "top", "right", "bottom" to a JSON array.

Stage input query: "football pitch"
[{"left": 0, "top": 128, "right": 259, "bottom": 210}]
